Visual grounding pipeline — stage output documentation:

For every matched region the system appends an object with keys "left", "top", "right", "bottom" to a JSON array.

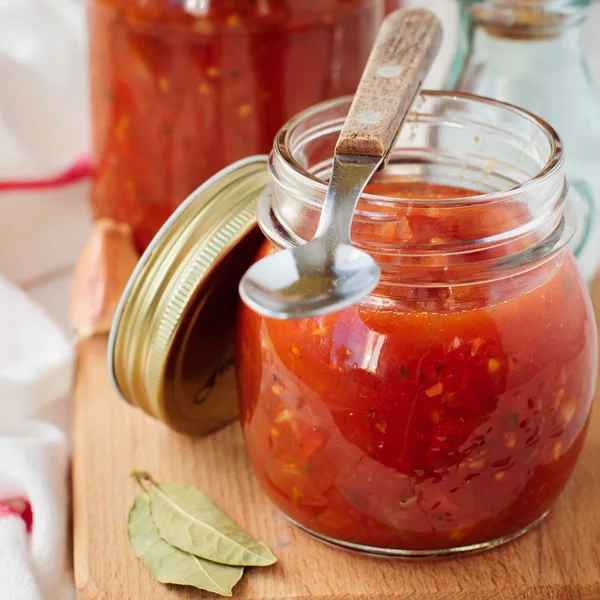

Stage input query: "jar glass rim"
[
  {"left": 272, "top": 90, "right": 564, "bottom": 207},
  {"left": 262, "top": 90, "right": 572, "bottom": 287}
]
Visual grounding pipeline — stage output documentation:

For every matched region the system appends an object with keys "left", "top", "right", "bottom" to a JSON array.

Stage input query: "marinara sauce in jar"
[
  {"left": 88, "top": 0, "right": 382, "bottom": 251},
  {"left": 236, "top": 92, "right": 597, "bottom": 556}
]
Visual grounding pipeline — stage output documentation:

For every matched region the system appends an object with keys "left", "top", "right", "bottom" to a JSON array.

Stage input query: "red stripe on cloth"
[
  {"left": 0, "top": 156, "right": 93, "bottom": 192},
  {"left": 0, "top": 499, "right": 33, "bottom": 533}
]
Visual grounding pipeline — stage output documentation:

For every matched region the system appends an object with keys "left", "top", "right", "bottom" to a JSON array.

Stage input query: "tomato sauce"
[
  {"left": 236, "top": 181, "right": 596, "bottom": 551},
  {"left": 88, "top": 0, "right": 381, "bottom": 250}
]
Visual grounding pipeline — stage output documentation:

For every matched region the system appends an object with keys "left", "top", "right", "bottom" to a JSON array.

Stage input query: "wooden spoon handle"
[{"left": 335, "top": 8, "right": 442, "bottom": 165}]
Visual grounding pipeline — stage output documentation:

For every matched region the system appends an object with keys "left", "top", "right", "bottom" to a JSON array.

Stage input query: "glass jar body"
[
  {"left": 87, "top": 0, "right": 382, "bottom": 250},
  {"left": 238, "top": 249, "right": 594, "bottom": 553},
  {"left": 236, "top": 93, "right": 597, "bottom": 556}
]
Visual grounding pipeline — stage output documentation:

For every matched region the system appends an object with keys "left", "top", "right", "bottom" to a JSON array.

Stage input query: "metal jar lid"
[{"left": 108, "top": 156, "right": 269, "bottom": 435}]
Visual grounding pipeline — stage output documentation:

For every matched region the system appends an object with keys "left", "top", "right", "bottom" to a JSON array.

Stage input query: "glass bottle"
[{"left": 446, "top": 0, "right": 600, "bottom": 283}]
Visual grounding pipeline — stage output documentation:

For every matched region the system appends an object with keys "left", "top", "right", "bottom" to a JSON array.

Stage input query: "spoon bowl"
[{"left": 239, "top": 239, "right": 381, "bottom": 319}]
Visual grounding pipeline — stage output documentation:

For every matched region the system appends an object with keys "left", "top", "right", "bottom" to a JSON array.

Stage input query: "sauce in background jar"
[
  {"left": 236, "top": 92, "right": 597, "bottom": 556},
  {"left": 88, "top": 0, "right": 383, "bottom": 250}
]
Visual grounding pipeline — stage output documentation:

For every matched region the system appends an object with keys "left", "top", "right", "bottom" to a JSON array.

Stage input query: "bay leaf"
[
  {"left": 128, "top": 493, "right": 244, "bottom": 596},
  {"left": 137, "top": 473, "right": 276, "bottom": 567}
]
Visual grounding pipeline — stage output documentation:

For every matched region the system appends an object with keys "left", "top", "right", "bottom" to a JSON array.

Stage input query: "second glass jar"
[
  {"left": 236, "top": 92, "right": 597, "bottom": 557},
  {"left": 88, "top": 0, "right": 383, "bottom": 250}
]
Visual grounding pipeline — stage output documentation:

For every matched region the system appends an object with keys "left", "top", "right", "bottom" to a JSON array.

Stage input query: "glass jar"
[
  {"left": 88, "top": 0, "right": 383, "bottom": 251},
  {"left": 236, "top": 92, "right": 597, "bottom": 557},
  {"left": 446, "top": 0, "right": 600, "bottom": 283}
]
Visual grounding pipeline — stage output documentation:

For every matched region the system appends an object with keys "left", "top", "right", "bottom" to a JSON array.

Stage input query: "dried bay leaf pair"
[
  {"left": 129, "top": 494, "right": 244, "bottom": 595},
  {"left": 127, "top": 472, "right": 276, "bottom": 596}
]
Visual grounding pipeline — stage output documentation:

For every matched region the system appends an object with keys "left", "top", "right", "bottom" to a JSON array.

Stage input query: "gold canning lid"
[{"left": 108, "top": 156, "right": 269, "bottom": 435}]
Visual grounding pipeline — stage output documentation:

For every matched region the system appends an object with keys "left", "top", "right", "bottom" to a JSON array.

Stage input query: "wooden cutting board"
[{"left": 73, "top": 278, "right": 600, "bottom": 600}]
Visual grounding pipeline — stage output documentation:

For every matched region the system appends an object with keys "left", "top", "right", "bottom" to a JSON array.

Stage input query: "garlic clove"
[{"left": 69, "top": 218, "right": 140, "bottom": 338}]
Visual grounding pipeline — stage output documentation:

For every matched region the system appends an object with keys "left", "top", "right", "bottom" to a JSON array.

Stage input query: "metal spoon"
[{"left": 239, "top": 8, "right": 442, "bottom": 319}]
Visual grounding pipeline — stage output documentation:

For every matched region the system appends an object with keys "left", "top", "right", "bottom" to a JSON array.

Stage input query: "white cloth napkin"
[
  {"left": 0, "top": 276, "right": 74, "bottom": 600},
  {"left": 0, "top": 0, "right": 89, "bottom": 182},
  {"left": 0, "top": 421, "right": 71, "bottom": 600},
  {"left": 0, "top": 2, "right": 86, "bottom": 590},
  {"left": 0, "top": 278, "right": 73, "bottom": 421}
]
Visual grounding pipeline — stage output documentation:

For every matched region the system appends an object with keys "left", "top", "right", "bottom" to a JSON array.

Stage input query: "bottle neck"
[
  {"left": 449, "top": 0, "right": 590, "bottom": 86},
  {"left": 470, "top": 1, "right": 587, "bottom": 38}
]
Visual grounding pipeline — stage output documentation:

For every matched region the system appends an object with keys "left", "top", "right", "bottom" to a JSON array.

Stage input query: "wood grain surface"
[{"left": 73, "top": 276, "right": 600, "bottom": 600}]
